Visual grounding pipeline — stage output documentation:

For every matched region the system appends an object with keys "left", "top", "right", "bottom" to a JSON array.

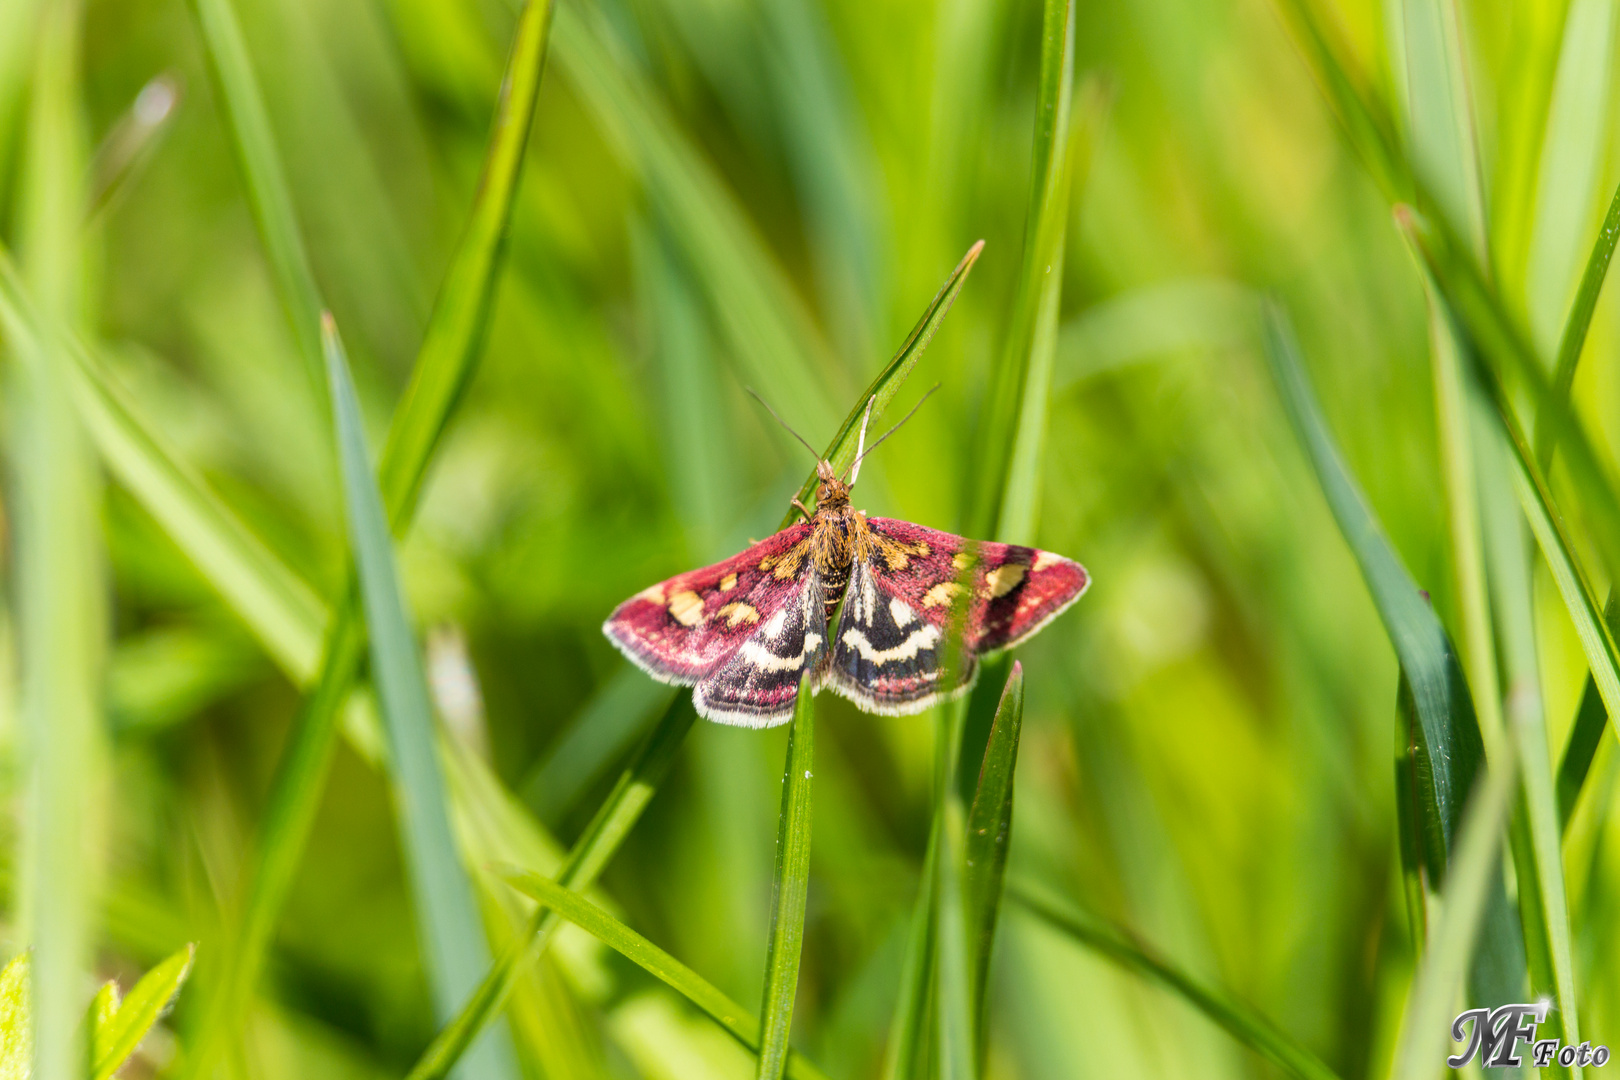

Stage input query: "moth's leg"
[{"left": 791, "top": 497, "right": 814, "bottom": 523}]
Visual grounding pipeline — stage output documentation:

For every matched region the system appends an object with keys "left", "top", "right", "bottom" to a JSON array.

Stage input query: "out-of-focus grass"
[{"left": 6, "top": 0, "right": 1620, "bottom": 1077}]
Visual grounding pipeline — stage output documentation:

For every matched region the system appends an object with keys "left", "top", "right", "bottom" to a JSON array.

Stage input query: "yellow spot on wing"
[
  {"left": 952, "top": 551, "right": 976, "bottom": 571},
  {"left": 985, "top": 563, "right": 1026, "bottom": 598},
  {"left": 668, "top": 590, "right": 705, "bottom": 626},
  {"left": 638, "top": 584, "right": 667, "bottom": 604},
  {"left": 720, "top": 573, "right": 738, "bottom": 591},
  {"left": 923, "top": 581, "right": 966, "bottom": 608},
  {"left": 1033, "top": 550, "right": 1066, "bottom": 571},
  {"left": 717, "top": 602, "right": 759, "bottom": 627}
]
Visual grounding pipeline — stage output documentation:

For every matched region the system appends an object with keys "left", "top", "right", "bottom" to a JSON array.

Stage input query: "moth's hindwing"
[
  {"left": 694, "top": 566, "right": 828, "bottom": 728},
  {"left": 602, "top": 522, "right": 815, "bottom": 685},
  {"left": 826, "top": 555, "right": 972, "bottom": 715}
]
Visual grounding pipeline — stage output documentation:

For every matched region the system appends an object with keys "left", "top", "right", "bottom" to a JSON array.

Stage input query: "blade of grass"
[
  {"left": 408, "top": 260, "right": 983, "bottom": 1078},
  {"left": 881, "top": 829, "right": 937, "bottom": 1080},
  {"left": 1558, "top": 598, "right": 1618, "bottom": 829},
  {"left": 782, "top": 240, "right": 984, "bottom": 526},
  {"left": 756, "top": 681, "right": 815, "bottom": 1080},
  {"left": 1400, "top": 0, "right": 1488, "bottom": 259},
  {"left": 187, "top": 0, "right": 325, "bottom": 387},
  {"left": 495, "top": 867, "right": 832, "bottom": 1080},
  {"left": 968, "top": 0, "right": 1078, "bottom": 543},
  {"left": 406, "top": 695, "right": 698, "bottom": 1080},
  {"left": 1536, "top": 178, "right": 1620, "bottom": 470},
  {"left": 1260, "top": 304, "right": 1499, "bottom": 912},
  {"left": 182, "top": 1, "right": 557, "bottom": 1073},
  {"left": 326, "top": 316, "right": 517, "bottom": 1076},
  {"left": 962, "top": 663, "right": 1022, "bottom": 1056},
  {"left": 88, "top": 943, "right": 194, "bottom": 1080},
  {"left": 1007, "top": 882, "right": 1342, "bottom": 1080},
  {"left": 12, "top": 5, "right": 100, "bottom": 1077},
  {"left": 1390, "top": 743, "right": 1518, "bottom": 1080},
  {"left": 520, "top": 669, "right": 675, "bottom": 823}
]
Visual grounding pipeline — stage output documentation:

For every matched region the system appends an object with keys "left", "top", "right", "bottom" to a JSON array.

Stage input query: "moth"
[{"left": 603, "top": 394, "right": 1089, "bottom": 726}]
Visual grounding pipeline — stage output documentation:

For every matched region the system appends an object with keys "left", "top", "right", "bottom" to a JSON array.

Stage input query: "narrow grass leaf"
[
  {"left": 407, "top": 696, "right": 699, "bottom": 1080},
  {"left": 187, "top": 0, "right": 325, "bottom": 386},
  {"left": 1009, "top": 883, "right": 1342, "bottom": 1080},
  {"left": 89, "top": 943, "right": 194, "bottom": 1080},
  {"left": 327, "top": 317, "right": 516, "bottom": 1078},
  {"left": 1400, "top": 0, "right": 1488, "bottom": 258},
  {"left": 969, "top": 0, "right": 1078, "bottom": 542},
  {"left": 881, "top": 828, "right": 937, "bottom": 1080},
  {"left": 1537, "top": 178, "right": 1620, "bottom": 469},
  {"left": 1558, "top": 598, "right": 1618, "bottom": 828},
  {"left": 496, "top": 868, "right": 832, "bottom": 1080},
  {"left": 781, "top": 241, "right": 983, "bottom": 528},
  {"left": 520, "top": 669, "right": 675, "bottom": 822},
  {"left": 1261, "top": 304, "right": 1484, "bottom": 876},
  {"left": 188, "top": 1, "right": 558, "bottom": 1072},
  {"left": 0, "top": 952, "right": 30, "bottom": 1074},
  {"left": 756, "top": 681, "right": 815, "bottom": 1080},
  {"left": 1391, "top": 749, "right": 1517, "bottom": 1080},
  {"left": 962, "top": 662, "right": 1023, "bottom": 1037}
]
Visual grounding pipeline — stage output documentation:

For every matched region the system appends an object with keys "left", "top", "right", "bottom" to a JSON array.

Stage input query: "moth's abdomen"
[{"left": 821, "top": 563, "right": 851, "bottom": 624}]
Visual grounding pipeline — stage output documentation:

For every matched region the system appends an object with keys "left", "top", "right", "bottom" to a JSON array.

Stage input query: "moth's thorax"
[{"left": 811, "top": 470, "right": 864, "bottom": 622}]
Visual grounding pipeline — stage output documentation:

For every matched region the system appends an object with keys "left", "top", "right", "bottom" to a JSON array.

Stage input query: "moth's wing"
[
  {"left": 824, "top": 517, "right": 1089, "bottom": 714},
  {"left": 603, "top": 522, "right": 815, "bottom": 685},
  {"left": 693, "top": 565, "right": 827, "bottom": 728},
  {"left": 825, "top": 553, "right": 966, "bottom": 716}
]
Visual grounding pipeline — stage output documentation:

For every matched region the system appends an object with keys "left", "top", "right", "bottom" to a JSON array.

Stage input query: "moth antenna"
[
  {"left": 745, "top": 386, "right": 820, "bottom": 461},
  {"left": 849, "top": 398, "right": 875, "bottom": 486},
  {"left": 845, "top": 383, "right": 941, "bottom": 477}
]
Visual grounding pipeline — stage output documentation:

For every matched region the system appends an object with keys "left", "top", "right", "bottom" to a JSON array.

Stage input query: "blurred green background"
[{"left": 2, "top": 0, "right": 1619, "bottom": 1076}]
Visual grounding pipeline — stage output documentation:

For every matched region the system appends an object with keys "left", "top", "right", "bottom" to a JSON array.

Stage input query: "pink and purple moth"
[{"left": 603, "top": 402, "right": 1089, "bottom": 726}]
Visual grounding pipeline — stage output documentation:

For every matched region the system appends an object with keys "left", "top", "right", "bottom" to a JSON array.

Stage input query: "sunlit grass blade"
[
  {"left": 406, "top": 695, "right": 699, "bottom": 1080},
  {"left": 326, "top": 316, "right": 516, "bottom": 1077},
  {"left": 781, "top": 240, "right": 984, "bottom": 528},
  {"left": 496, "top": 867, "right": 832, "bottom": 1080},
  {"left": 89, "top": 943, "right": 194, "bottom": 1080},
  {"left": 756, "top": 682, "right": 815, "bottom": 1080},
  {"left": 187, "top": 0, "right": 325, "bottom": 385},
  {"left": 962, "top": 661, "right": 1022, "bottom": 1042},
  {"left": 1390, "top": 746, "right": 1517, "bottom": 1080},
  {"left": 1400, "top": 0, "right": 1488, "bottom": 258},
  {"left": 1537, "top": 177, "right": 1620, "bottom": 469},
  {"left": 1008, "top": 882, "right": 1342, "bottom": 1080}
]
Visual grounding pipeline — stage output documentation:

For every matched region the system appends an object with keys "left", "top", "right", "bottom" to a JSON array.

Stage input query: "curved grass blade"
[
  {"left": 780, "top": 240, "right": 984, "bottom": 528},
  {"left": 1391, "top": 747, "right": 1517, "bottom": 1080},
  {"left": 963, "top": 661, "right": 1023, "bottom": 1042},
  {"left": 1263, "top": 304, "right": 1485, "bottom": 862},
  {"left": 1008, "top": 882, "right": 1342, "bottom": 1080},
  {"left": 1537, "top": 178, "right": 1620, "bottom": 470},
  {"left": 1558, "top": 599, "right": 1619, "bottom": 829},
  {"left": 326, "top": 317, "right": 516, "bottom": 1077},
  {"left": 756, "top": 682, "right": 815, "bottom": 1080},
  {"left": 183, "top": 2, "right": 558, "bottom": 1074},
  {"left": 187, "top": 0, "right": 325, "bottom": 386},
  {"left": 406, "top": 695, "right": 698, "bottom": 1080},
  {"left": 496, "top": 867, "right": 832, "bottom": 1080},
  {"left": 89, "top": 943, "right": 194, "bottom": 1080}
]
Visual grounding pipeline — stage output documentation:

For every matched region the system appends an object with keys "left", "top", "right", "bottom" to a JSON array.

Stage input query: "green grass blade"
[
  {"left": 183, "top": 1, "right": 558, "bottom": 1071},
  {"left": 0, "top": 952, "right": 30, "bottom": 1073},
  {"left": 187, "top": 0, "right": 326, "bottom": 386},
  {"left": 969, "top": 0, "right": 1079, "bottom": 542},
  {"left": 406, "top": 695, "right": 699, "bottom": 1080},
  {"left": 881, "top": 826, "right": 937, "bottom": 1080},
  {"left": 1537, "top": 178, "right": 1620, "bottom": 469},
  {"left": 1400, "top": 0, "right": 1488, "bottom": 258},
  {"left": 1262, "top": 303, "right": 1484, "bottom": 868},
  {"left": 496, "top": 868, "right": 832, "bottom": 1080},
  {"left": 520, "top": 669, "right": 675, "bottom": 822},
  {"left": 89, "top": 944, "right": 194, "bottom": 1080},
  {"left": 1558, "top": 597, "right": 1618, "bottom": 828},
  {"left": 756, "top": 682, "right": 815, "bottom": 1080},
  {"left": 326, "top": 316, "right": 516, "bottom": 1078},
  {"left": 781, "top": 240, "right": 984, "bottom": 528},
  {"left": 1390, "top": 748, "right": 1517, "bottom": 1080},
  {"left": 1008, "top": 883, "right": 1342, "bottom": 1080},
  {"left": 963, "top": 662, "right": 1023, "bottom": 1041}
]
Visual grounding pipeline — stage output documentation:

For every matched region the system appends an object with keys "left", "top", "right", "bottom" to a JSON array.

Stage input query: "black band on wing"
[
  {"left": 693, "top": 569, "right": 827, "bottom": 728},
  {"left": 826, "top": 559, "right": 974, "bottom": 715}
]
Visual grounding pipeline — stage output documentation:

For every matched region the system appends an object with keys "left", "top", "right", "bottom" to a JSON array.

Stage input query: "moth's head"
[{"left": 816, "top": 460, "right": 850, "bottom": 510}]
